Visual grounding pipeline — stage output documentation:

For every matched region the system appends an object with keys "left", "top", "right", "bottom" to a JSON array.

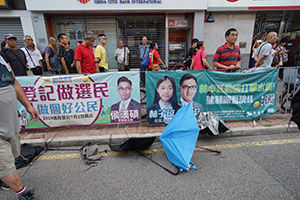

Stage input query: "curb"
[{"left": 20, "top": 124, "right": 300, "bottom": 148}]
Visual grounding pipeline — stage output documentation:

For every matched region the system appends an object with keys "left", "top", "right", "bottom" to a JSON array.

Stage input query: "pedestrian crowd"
[
  {"left": 0, "top": 28, "right": 297, "bottom": 80},
  {"left": 0, "top": 32, "right": 124, "bottom": 77}
]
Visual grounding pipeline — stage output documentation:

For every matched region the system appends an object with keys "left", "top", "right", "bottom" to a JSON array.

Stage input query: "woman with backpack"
[{"left": 190, "top": 41, "right": 213, "bottom": 70}]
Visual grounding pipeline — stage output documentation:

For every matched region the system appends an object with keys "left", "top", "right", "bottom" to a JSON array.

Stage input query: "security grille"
[{"left": 0, "top": 18, "right": 24, "bottom": 49}]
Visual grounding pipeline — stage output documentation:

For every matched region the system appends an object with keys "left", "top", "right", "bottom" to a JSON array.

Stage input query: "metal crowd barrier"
[{"left": 276, "top": 66, "right": 300, "bottom": 116}]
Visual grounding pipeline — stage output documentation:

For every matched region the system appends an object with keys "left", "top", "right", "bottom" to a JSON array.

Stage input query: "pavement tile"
[
  {"left": 22, "top": 134, "right": 32, "bottom": 140},
  {"left": 30, "top": 133, "right": 44, "bottom": 139},
  {"left": 19, "top": 114, "right": 296, "bottom": 142}
]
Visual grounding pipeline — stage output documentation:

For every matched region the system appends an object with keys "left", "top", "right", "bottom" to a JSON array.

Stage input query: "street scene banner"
[
  {"left": 146, "top": 69, "right": 278, "bottom": 124},
  {"left": 16, "top": 72, "right": 141, "bottom": 130}
]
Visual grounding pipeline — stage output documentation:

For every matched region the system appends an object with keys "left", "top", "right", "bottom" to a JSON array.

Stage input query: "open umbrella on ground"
[
  {"left": 196, "top": 112, "right": 229, "bottom": 136},
  {"left": 159, "top": 103, "right": 200, "bottom": 171},
  {"left": 109, "top": 137, "right": 156, "bottom": 152}
]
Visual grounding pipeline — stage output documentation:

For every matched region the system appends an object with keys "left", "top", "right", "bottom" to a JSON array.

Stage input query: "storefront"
[
  {"left": 205, "top": 0, "right": 300, "bottom": 69},
  {"left": 23, "top": 0, "right": 206, "bottom": 70},
  {"left": 254, "top": 10, "right": 300, "bottom": 66}
]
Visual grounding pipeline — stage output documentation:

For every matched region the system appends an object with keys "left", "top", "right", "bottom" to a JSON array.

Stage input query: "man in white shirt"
[
  {"left": 110, "top": 76, "right": 140, "bottom": 123},
  {"left": 115, "top": 40, "right": 130, "bottom": 71},
  {"left": 21, "top": 35, "right": 44, "bottom": 75},
  {"left": 254, "top": 32, "right": 278, "bottom": 68}
]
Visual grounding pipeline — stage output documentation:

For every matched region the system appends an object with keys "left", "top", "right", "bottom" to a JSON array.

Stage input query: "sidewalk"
[{"left": 20, "top": 115, "right": 299, "bottom": 147}]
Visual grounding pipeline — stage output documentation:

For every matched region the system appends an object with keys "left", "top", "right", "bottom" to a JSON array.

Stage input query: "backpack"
[
  {"left": 15, "top": 143, "right": 44, "bottom": 169},
  {"left": 277, "top": 46, "right": 288, "bottom": 63},
  {"left": 271, "top": 54, "right": 281, "bottom": 67},
  {"left": 183, "top": 47, "right": 194, "bottom": 68},
  {"left": 0, "top": 59, "right": 15, "bottom": 88},
  {"left": 80, "top": 144, "right": 103, "bottom": 165},
  {"left": 50, "top": 45, "right": 66, "bottom": 74},
  {"left": 140, "top": 54, "right": 149, "bottom": 70}
]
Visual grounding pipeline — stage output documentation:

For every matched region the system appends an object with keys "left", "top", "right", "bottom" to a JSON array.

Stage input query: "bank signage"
[
  {"left": 168, "top": 20, "right": 188, "bottom": 27},
  {"left": 25, "top": 0, "right": 207, "bottom": 11},
  {"left": 78, "top": 0, "right": 90, "bottom": 3},
  {"left": 94, "top": 0, "right": 162, "bottom": 4},
  {"left": 208, "top": 0, "right": 300, "bottom": 11}
]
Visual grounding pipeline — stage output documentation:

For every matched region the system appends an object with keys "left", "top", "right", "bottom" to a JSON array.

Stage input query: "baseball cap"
[{"left": 4, "top": 33, "right": 17, "bottom": 40}]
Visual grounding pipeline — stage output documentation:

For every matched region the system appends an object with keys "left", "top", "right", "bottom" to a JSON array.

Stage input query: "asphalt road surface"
[{"left": 1, "top": 132, "right": 300, "bottom": 200}]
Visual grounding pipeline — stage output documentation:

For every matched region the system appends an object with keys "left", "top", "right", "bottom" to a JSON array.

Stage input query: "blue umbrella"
[{"left": 159, "top": 103, "right": 200, "bottom": 171}]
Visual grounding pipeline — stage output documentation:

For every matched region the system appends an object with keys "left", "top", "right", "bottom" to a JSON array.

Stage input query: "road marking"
[
  {"left": 200, "top": 138, "right": 300, "bottom": 150},
  {"left": 36, "top": 138, "right": 300, "bottom": 161}
]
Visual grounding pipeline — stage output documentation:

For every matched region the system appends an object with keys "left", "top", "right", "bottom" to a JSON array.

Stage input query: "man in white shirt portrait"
[
  {"left": 178, "top": 73, "right": 203, "bottom": 115},
  {"left": 110, "top": 76, "right": 141, "bottom": 123}
]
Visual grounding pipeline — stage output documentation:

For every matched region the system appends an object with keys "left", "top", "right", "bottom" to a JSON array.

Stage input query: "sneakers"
[
  {"left": 18, "top": 190, "right": 39, "bottom": 200},
  {"left": 0, "top": 180, "right": 10, "bottom": 190}
]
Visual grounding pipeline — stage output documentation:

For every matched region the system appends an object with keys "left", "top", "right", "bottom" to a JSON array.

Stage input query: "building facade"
[{"left": 0, "top": 0, "right": 299, "bottom": 69}]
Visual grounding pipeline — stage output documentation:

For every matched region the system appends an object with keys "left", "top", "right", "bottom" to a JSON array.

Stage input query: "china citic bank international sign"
[{"left": 78, "top": 0, "right": 90, "bottom": 3}]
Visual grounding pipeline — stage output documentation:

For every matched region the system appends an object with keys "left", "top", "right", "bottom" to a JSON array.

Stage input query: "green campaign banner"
[
  {"left": 146, "top": 69, "right": 278, "bottom": 124},
  {"left": 16, "top": 72, "right": 141, "bottom": 130}
]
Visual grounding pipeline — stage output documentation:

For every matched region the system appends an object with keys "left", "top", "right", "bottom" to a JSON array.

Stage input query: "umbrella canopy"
[
  {"left": 196, "top": 112, "right": 229, "bottom": 136},
  {"left": 159, "top": 104, "right": 200, "bottom": 171},
  {"left": 109, "top": 137, "right": 156, "bottom": 152}
]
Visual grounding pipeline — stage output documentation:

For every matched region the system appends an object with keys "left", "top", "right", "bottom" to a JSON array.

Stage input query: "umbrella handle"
[
  {"left": 139, "top": 152, "right": 180, "bottom": 176},
  {"left": 195, "top": 146, "right": 221, "bottom": 153}
]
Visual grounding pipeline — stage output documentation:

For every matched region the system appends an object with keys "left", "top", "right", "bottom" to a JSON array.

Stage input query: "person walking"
[
  {"left": 0, "top": 55, "right": 40, "bottom": 199},
  {"left": 213, "top": 28, "right": 242, "bottom": 72},
  {"left": 21, "top": 35, "right": 44, "bottom": 75},
  {"left": 115, "top": 40, "right": 130, "bottom": 71},
  {"left": 94, "top": 34, "right": 108, "bottom": 72},
  {"left": 190, "top": 41, "right": 213, "bottom": 70},
  {"left": 148, "top": 42, "right": 165, "bottom": 71}
]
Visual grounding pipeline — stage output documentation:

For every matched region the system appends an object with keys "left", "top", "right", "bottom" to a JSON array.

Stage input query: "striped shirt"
[{"left": 213, "top": 43, "right": 241, "bottom": 72}]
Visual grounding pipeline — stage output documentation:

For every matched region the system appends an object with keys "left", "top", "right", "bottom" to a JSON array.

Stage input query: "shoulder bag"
[
  {"left": 151, "top": 50, "right": 160, "bottom": 71},
  {"left": 272, "top": 46, "right": 281, "bottom": 66},
  {"left": 117, "top": 47, "right": 126, "bottom": 71},
  {"left": 24, "top": 47, "right": 43, "bottom": 75},
  {"left": 278, "top": 46, "right": 288, "bottom": 63},
  {"left": 140, "top": 46, "right": 149, "bottom": 69},
  {"left": 199, "top": 50, "right": 205, "bottom": 69},
  {"left": 50, "top": 45, "right": 66, "bottom": 74}
]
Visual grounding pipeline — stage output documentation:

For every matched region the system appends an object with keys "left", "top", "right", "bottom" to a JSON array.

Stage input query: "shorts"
[
  {"left": 0, "top": 132, "right": 20, "bottom": 177},
  {"left": 0, "top": 85, "right": 20, "bottom": 139}
]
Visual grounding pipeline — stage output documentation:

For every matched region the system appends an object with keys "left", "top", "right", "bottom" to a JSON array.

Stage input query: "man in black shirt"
[
  {"left": 3, "top": 33, "right": 28, "bottom": 76},
  {"left": 57, "top": 33, "right": 69, "bottom": 74}
]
